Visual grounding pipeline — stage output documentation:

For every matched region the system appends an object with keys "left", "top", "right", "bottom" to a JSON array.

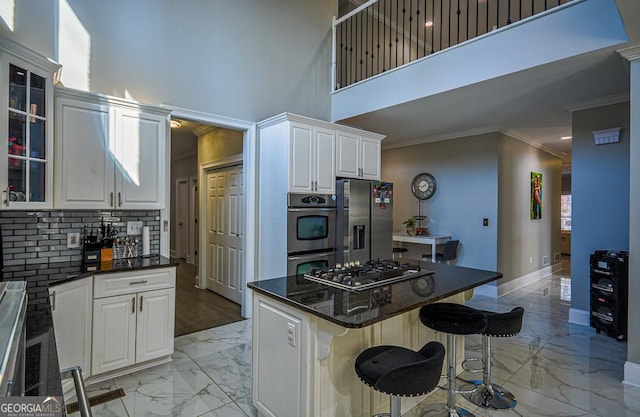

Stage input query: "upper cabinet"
[
  {"left": 0, "top": 38, "right": 60, "bottom": 209},
  {"left": 258, "top": 113, "right": 384, "bottom": 195},
  {"left": 336, "top": 131, "right": 383, "bottom": 181},
  {"left": 54, "top": 87, "right": 169, "bottom": 210},
  {"left": 289, "top": 123, "right": 335, "bottom": 194}
]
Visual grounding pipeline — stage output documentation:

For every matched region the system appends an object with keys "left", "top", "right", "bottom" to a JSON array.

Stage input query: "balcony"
[{"left": 331, "top": 0, "right": 630, "bottom": 154}]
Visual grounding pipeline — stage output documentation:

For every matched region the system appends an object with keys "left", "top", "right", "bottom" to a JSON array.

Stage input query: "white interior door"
[
  {"left": 206, "top": 165, "right": 243, "bottom": 304},
  {"left": 176, "top": 178, "right": 189, "bottom": 259}
]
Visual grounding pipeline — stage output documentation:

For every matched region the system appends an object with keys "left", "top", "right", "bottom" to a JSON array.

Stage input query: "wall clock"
[{"left": 411, "top": 172, "right": 436, "bottom": 200}]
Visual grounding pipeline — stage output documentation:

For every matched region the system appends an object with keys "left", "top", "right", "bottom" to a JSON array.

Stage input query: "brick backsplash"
[{"left": 0, "top": 210, "right": 161, "bottom": 267}]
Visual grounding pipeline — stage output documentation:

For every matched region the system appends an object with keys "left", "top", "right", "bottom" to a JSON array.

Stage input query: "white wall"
[{"left": 1, "top": 0, "right": 337, "bottom": 123}]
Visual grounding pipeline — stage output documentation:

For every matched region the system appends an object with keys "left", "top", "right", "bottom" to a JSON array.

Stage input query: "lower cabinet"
[
  {"left": 48, "top": 266, "right": 176, "bottom": 386},
  {"left": 92, "top": 288, "right": 175, "bottom": 375},
  {"left": 92, "top": 268, "right": 175, "bottom": 376},
  {"left": 49, "top": 277, "right": 93, "bottom": 375}
]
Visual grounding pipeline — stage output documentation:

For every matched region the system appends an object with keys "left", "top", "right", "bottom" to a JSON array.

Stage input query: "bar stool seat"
[
  {"left": 463, "top": 306, "right": 524, "bottom": 410},
  {"left": 392, "top": 247, "right": 408, "bottom": 259},
  {"left": 355, "top": 341, "right": 445, "bottom": 417},
  {"left": 419, "top": 303, "right": 488, "bottom": 417}
]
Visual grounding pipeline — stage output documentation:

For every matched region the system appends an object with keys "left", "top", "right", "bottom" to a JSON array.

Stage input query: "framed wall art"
[{"left": 531, "top": 172, "right": 542, "bottom": 219}]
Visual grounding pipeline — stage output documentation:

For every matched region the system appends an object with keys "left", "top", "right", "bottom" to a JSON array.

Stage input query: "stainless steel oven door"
[
  {"left": 287, "top": 251, "right": 336, "bottom": 277},
  {"left": 287, "top": 208, "right": 336, "bottom": 254}
]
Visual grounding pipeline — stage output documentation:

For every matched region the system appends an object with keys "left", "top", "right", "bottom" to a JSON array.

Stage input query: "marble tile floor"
[{"left": 80, "top": 268, "right": 640, "bottom": 417}]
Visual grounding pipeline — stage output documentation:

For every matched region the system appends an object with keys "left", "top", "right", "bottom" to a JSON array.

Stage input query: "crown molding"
[
  {"left": 618, "top": 44, "right": 640, "bottom": 61},
  {"left": 381, "top": 125, "right": 502, "bottom": 150},
  {"left": 564, "top": 92, "right": 630, "bottom": 113},
  {"left": 501, "top": 129, "right": 564, "bottom": 158}
]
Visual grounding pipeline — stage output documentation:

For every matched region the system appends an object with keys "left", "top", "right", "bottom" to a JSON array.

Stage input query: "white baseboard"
[
  {"left": 499, "top": 265, "right": 553, "bottom": 297},
  {"left": 472, "top": 264, "right": 554, "bottom": 299},
  {"left": 568, "top": 308, "right": 590, "bottom": 327},
  {"left": 624, "top": 361, "right": 640, "bottom": 388}
]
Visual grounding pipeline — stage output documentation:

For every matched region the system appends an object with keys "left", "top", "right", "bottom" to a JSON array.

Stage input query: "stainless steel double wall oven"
[{"left": 286, "top": 193, "right": 336, "bottom": 277}]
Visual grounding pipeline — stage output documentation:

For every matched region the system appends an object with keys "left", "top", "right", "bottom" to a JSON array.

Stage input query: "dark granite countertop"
[
  {"left": 0, "top": 255, "right": 176, "bottom": 398},
  {"left": 247, "top": 260, "right": 502, "bottom": 328}
]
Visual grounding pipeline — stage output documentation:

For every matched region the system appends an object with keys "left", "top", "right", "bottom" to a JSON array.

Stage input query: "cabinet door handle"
[
  {"left": 110, "top": 192, "right": 114, "bottom": 207},
  {"left": 139, "top": 295, "right": 143, "bottom": 312},
  {"left": 50, "top": 291, "right": 56, "bottom": 311},
  {"left": 118, "top": 192, "right": 122, "bottom": 207},
  {"left": 132, "top": 297, "right": 136, "bottom": 314},
  {"left": 129, "top": 280, "right": 148, "bottom": 285}
]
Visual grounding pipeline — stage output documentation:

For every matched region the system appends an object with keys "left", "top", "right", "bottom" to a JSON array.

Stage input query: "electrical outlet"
[
  {"left": 554, "top": 252, "right": 561, "bottom": 262},
  {"left": 542, "top": 255, "right": 550, "bottom": 266},
  {"left": 529, "top": 256, "right": 533, "bottom": 264},
  {"left": 127, "top": 221, "right": 143, "bottom": 235},
  {"left": 287, "top": 323, "right": 296, "bottom": 347},
  {"left": 483, "top": 218, "right": 489, "bottom": 226},
  {"left": 67, "top": 232, "right": 80, "bottom": 249}
]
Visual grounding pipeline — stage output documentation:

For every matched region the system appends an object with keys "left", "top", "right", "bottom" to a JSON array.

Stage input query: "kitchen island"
[{"left": 248, "top": 260, "right": 501, "bottom": 417}]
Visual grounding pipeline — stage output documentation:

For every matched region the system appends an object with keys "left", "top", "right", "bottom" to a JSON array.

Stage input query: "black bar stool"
[
  {"left": 392, "top": 247, "right": 408, "bottom": 259},
  {"left": 418, "top": 303, "right": 488, "bottom": 417},
  {"left": 355, "top": 341, "right": 445, "bottom": 417},
  {"left": 463, "top": 307, "right": 525, "bottom": 410}
]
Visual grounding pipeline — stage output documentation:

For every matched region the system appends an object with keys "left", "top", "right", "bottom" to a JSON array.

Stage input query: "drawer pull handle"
[
  {"left": 140, "top": 295, "right": 144, "bottom": 312},
  {"left": 132, "top": 297, "right": 136, "bottom": 314},
  {"left": 87, "top": 255, "right": 98, "bottom": 260},
  {"left": 51, "top": 291, "right": 56, "bottom": 311},
  {"left": 129, "top": 280, "right": 149, "bottom": 285}
]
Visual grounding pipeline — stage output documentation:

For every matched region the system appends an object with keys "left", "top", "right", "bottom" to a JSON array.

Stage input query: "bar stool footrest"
[
  {"left": 461, "top": 357, "right": 484, "bottom": 373},
  {"left": 463, "top": 382, "right": 517, "bottom": 410},
  {"left": 418, "top": 402, "right": 477, "bottom": 417}
]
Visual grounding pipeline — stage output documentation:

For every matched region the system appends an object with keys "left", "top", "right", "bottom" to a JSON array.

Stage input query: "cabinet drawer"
[{"left": 94, "top": 267, "right": 175, "bottom": 298}]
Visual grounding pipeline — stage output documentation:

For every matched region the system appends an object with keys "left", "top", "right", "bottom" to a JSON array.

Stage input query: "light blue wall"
[
  {"left": 571, "top": 102, "right": 630, "bottom": 313},
  {"left": 381, "top": 134, "right": 499, "bottom": 271}
]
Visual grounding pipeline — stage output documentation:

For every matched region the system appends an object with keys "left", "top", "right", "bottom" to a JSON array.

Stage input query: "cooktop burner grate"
[{"left": 303, "top": 260, "right": 433, "bottom": 292}]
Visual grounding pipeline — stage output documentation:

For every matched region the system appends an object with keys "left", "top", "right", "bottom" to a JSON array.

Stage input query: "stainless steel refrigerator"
[{"left": 336, "top": 179, "right": 393, "bottom": 264}]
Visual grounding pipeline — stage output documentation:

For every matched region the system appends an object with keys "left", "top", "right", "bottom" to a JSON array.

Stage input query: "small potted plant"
[{"left": 402, "top": 217, "right": 417, "bottom": 236}]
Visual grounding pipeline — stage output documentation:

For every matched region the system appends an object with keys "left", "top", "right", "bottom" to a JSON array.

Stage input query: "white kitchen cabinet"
[
  {"left": 290, "top": 123, "right": 335, "bottom": 194},
  {"left": 336, "top": 131, "right": 383, "bottom": 180},
  {"left": 0, "top": 38, "right": 59, "bottom": 209},
  {"left": 253, "top": 295, "right": 309, "bottom": 417},
  {"left": 49, "top": 277, "right": 93, "bottom": 376},
  {"left": 91, "top": 268, "right": 175, "bottom": 376},
  {"left": 257, "top": 113, "right": 385, "bottom": 280},
  {"left": 54, "top": 87, "right": 169, "bottom": 210}
]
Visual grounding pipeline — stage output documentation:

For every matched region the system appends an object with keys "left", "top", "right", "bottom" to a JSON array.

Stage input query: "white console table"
[{"left": 392, "top": 234, "right": 451, "bottom": 262}]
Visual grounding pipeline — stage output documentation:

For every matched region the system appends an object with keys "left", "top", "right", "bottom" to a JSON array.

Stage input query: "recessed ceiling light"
[
  {"left": 560, "top": 136, "right": 572, "bottom": 140},
  {"left": 170, "top": 120, "right": 182, "bottom": 128},
  {"left": 425, "top": 21, "right": 433, "bottom": 27}
]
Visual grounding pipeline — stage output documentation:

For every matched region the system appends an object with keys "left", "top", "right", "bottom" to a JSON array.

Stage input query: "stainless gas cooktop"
[{"left": 304, "top": 259, "right": 433, "bottom": 292}]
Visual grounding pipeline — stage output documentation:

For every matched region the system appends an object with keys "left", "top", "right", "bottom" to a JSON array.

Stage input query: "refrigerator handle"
[{"left": 353, "top": 225, "right": 366, "bottom": 250}]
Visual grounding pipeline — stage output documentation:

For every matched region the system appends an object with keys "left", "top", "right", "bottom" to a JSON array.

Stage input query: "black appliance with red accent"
[{"left": 590, "top": 250, "right": 628, "bottom": 340}]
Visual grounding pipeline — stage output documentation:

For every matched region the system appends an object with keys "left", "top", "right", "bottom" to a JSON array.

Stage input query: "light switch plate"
[{"left": 127, "top": 221, "right": 143, "bottom": 235}]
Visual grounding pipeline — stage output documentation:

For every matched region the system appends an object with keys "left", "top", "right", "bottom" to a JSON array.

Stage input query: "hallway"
[{"left": 173, "top": 258, "right": 244, "bottom": 337}]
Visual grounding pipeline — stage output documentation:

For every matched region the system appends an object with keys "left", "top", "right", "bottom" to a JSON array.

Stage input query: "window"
[{"left": 561, "top": 194, "right": 571, "bottom": 231}]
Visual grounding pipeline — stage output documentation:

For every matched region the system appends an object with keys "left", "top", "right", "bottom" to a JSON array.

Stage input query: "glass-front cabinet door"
[{"left": 0, "top": 41, "right": 58, "bottom": 209}]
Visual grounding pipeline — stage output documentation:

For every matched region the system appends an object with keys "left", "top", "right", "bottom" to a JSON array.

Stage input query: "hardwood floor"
[{"left": 173, "top": 257, "right": 244, "bottom": 337}]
